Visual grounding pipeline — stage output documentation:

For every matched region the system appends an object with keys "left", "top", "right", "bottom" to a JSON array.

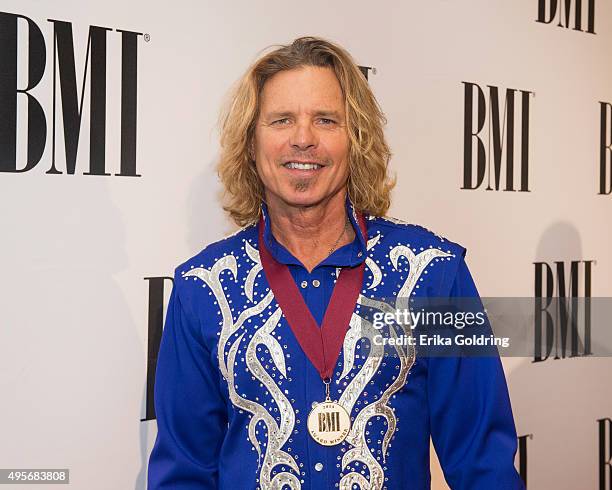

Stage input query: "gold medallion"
[
  {"left": 307, "top": 401, "right": 351, "bottom": 446},
  {"left": 307, "top": 378, "right": 351, "bottom": 446}
]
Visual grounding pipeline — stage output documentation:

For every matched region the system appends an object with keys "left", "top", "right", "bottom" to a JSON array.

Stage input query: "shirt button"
[
  {"left": 300, "top": 280, "right": 308, "bottom": 289},
  {"left": 314, "top": 462, "right": 324, "bottom": 472},
  {"left": 312, "top": 279, "right": 320, "bottom": 288}
]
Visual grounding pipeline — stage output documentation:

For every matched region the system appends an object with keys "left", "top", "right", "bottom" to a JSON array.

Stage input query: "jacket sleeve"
[
  {"left": 428, "top": 253, "right": 525, "bottom": 489},
  {"left": 147, "top": 268, "right": 228, "bottom": 489}
]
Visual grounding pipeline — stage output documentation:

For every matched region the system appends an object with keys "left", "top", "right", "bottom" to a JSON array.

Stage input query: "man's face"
[{"left": 253, "top": 65, "right": 349, "bottom": 210}]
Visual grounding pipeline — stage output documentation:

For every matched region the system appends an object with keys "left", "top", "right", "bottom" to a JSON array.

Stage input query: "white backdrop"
[{"left": 1, "top": 1, "right": 611, "bottom": 489}]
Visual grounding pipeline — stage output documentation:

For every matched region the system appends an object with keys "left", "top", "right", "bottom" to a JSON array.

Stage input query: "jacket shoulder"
[
  {"left": 175, "top": 223, "right": 258, "bottom": 277},
  {"left": 367, "top": 214, "right": 466, "bottom": 258}
]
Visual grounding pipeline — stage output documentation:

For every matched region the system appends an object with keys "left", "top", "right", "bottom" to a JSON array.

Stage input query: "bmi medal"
[
  {"left": 307, "top": 378, "right": 351, "bottom": 445},
  {"left": 258, "top": 213, "right": 367, "bottom": 446}
]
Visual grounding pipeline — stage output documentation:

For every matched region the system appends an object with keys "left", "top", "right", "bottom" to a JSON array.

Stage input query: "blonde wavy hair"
[{"left": 217, "top": 36, "right": 395, "bottom": 226}]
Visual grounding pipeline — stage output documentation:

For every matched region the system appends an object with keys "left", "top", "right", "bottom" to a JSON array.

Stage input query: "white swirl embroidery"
[
  {"left": 338, "top": 246, "right": 454, "bottom": 490},
  {"left": 183, "top": 247, "right": 300, "bottom": 489}
]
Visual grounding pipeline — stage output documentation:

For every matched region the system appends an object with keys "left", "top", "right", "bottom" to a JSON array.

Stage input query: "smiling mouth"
[{"left": 283, "top": 161, "right": 324, "bottom": 170}]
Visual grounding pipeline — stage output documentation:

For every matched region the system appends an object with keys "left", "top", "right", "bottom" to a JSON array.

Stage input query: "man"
[{"left": 148, "top": 36, "right": 524, "bottom": 489}]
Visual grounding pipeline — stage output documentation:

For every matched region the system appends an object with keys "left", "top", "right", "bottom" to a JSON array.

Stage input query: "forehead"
[{"left": 259, "top": 65, "right": 344, "bottom": 113}]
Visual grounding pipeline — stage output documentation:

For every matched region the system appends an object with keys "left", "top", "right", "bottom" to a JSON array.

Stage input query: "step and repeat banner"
[{"left": 1, "top": 1, "right": 611, "bottom": 489}]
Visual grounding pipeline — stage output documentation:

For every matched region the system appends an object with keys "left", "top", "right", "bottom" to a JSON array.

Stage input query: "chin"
[
  {"left": 270, "top": 180, "right": 345, "bottom": 209},
  {"left": 279, "top": 190, "right": 328, "bottom": 208},
  {"left": 283, "top": 196, "right": 322, "bottom": 208}
]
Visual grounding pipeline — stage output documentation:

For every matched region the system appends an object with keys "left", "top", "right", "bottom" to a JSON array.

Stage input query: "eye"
[
  {"left": 319, "top": 118, "right": 336, "bottom": 125},
  {"left": 271, "top": 118, "right": 291, "bottom": 125}
]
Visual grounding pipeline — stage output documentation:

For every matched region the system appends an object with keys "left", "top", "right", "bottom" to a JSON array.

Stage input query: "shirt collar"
[{"left": 260, "top": 195, "right": 368, "bottom": 269}]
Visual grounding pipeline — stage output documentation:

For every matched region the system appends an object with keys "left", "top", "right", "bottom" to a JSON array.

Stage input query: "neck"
[{"left": 265, "top": 190, "right": 355, "bottom": 272}]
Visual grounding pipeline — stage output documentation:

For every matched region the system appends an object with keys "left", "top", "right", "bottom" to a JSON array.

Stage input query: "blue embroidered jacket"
[{"left": 147, "top": 201, "right": 525, "bottom": 490}]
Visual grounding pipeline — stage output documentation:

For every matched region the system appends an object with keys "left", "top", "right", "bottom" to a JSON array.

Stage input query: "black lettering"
[
  {"left": 598, "top": 418, "right": 612, "bottom": 490},
  {"left": 0, "top": 12, "right": 47, "bottom": 173},
  {"left": 600, "top": 102, "right": 612, "bottom": 195},
  {"left": 47, "top": 19, "right": 111, "bottom": 175},
  {"left": 141, "top": 275, "right": 173, "bottom": 421},
  {"left": 116, "top": 29, "right": 142, "bottom": 177},
  {"left": 462, "top": 82, "right": 486, "bottom": 189}
]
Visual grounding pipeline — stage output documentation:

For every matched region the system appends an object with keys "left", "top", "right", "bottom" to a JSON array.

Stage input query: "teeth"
[{"left": 285, "top": 162, "right": 322, "bottom": 170}]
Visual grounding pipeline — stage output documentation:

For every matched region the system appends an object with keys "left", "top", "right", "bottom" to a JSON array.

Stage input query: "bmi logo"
[
  {"left": 599, "top": 418, "right": 612, "bottom": 490},
  {"left": 141, "top": 276, "right": 173, "bottom": 422},
  {"left": 318, "top": 411, "right": 341, "bottom": 432},
  {"left": 536, "top": 0, "right": 596, "bottom": 34},
  {"left": 517, "top": 434, "right": 532, "bottom": 486},
  {"left": 599, "top": 102, "right": 612, "bottom": 195},
  {"left": 533, "top": 260, "right": 594, "bottom": 362},
  {"left": 461, "top": 82, "right": 533, "bottom": 192},
  {"left": 0, "top": 12, "right": 143, "bottom": 176},
  {"left": 357, "top": 65, "right": 374, "bottom": 81}
]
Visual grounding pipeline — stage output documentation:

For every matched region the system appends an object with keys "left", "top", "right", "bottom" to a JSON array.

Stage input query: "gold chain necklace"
[{"left": 327, "top": 218, "right": 350, "bottom": 257}]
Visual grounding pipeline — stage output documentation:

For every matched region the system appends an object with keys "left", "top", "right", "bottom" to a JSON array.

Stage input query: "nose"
[{"left": 289, "top": 119, "right": 317, "bottom": 151}]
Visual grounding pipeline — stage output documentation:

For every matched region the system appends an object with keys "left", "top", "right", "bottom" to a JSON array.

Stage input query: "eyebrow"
[{"left": 264, "top": 110, "right": 343, "bottom": 120}]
